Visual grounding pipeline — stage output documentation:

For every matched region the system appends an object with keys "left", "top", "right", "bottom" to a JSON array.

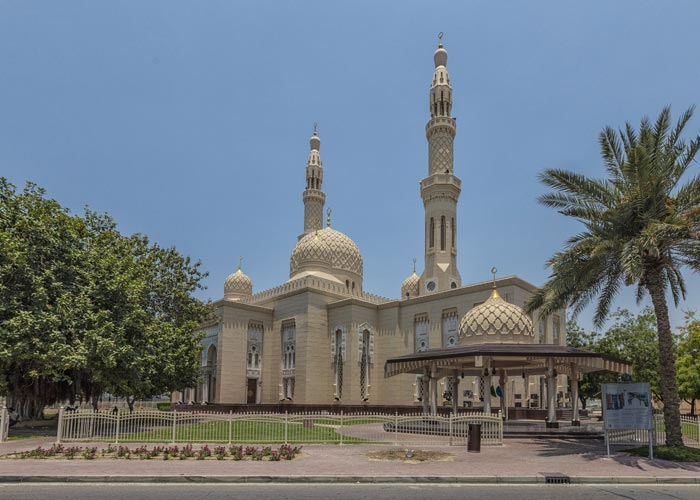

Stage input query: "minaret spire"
[
  {"left": 300, "top": 124, "right": 326, "bottom": 240},
  {"left": 420, "top": 35, "right": 462, "bottom": 293}
]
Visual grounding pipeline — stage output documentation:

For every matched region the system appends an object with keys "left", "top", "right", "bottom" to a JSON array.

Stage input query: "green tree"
[
  {"left": 0, "top": 180, "right": 86, "bottom": 419},
  {"left": 595, "top": 308, "right": 661, "bottom": 396},
  {"left": 566, "top": 319, "right": 612, "bottom": 409},
  {"left": 526, "top": 106, "right": 700, "bottom": 447},
  {"left": 676, "top": 312, "right": 700, "bottom": 415},
  {"left": 0, "top": 179, "right": 210, "bottom": 419}
]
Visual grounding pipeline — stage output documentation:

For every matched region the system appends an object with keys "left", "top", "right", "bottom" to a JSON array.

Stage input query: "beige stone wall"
[
  {"left": 216, "top": 303, "right": 273, "bottom": 404},
  {"left": 208, "top": 276, "right": 569, "bottom": 409}
]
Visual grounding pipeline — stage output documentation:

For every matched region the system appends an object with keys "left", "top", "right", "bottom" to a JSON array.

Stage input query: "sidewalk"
[{"left": 1, "top": 437, "right": 698, "bottom": 484}]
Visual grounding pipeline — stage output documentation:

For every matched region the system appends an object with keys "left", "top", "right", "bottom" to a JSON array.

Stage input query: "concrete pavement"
[{"left": 0, "top": 437, "right": 698, "bottom": 484}]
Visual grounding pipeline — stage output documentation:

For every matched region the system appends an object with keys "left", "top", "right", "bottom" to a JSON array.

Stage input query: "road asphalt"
[{"left": 1, "top": 483, "right": 699, "bottom": 500}]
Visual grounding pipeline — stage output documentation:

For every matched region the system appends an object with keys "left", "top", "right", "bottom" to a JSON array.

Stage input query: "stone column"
[
  {"left": 484, "top": 371, "right": 492, "bottom": 415},
  {"left": 571, "top": 364, "right": 580, "bottom": 426},
  {"left": 499, "top": 370, "right": 507, "bottom": 421},
  {"left": 452, "top": 370, "right": 460, "bottom": 414},
  {"left": 429, "top": 363, "right": 438, "bottom": 416},
  {"left": 546, "top": 358, "right": 558, "bottom": 427},
  {"left": 422, "top": 370, "right": 430, "bottom": 415}
]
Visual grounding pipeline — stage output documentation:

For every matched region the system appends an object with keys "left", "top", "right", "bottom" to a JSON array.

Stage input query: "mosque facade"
[{"left": 177, "top": 40, "right": 568, "bottom": 412}]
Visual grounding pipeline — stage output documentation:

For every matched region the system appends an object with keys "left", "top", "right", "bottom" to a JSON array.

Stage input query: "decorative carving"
[{"left": 429, "top": 134, "right": 454, "bottom": 174}]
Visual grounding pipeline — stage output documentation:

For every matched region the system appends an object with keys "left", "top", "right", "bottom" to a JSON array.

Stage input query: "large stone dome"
[
  {"left": 224, "top": 268, "right": 252, "bottom": 300},
  {"left": 289, "top": 227, "right": 363, "bottom": 286},
  {"left": 459, "top": 288, "right": 533, "bottom": 344}
]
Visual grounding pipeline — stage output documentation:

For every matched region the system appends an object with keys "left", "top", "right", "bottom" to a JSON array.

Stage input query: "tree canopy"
[
  {"left": 526, "top": 106, "right": 700, "bottom": 446},
  {"left": 676, "top": 312, "right": 700, "bottom": 415},
  {"left": 0, "top": 179, "right": 211, "bottom": 419}
]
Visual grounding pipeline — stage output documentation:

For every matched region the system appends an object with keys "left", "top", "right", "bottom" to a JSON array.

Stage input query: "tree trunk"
[
  {"left": 645, "top": 269, "right": 684, "bottom": 447},
  {"left": 127, "top": 396, "right": 135, "bottom": 413},
  {"left": 579, "top": 396, "right": 587, "bottom": 410}
]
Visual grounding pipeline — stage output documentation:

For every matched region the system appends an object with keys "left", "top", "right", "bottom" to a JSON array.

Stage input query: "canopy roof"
[{"left": 384, "top": 343, "right": 631, "bottom": 378}]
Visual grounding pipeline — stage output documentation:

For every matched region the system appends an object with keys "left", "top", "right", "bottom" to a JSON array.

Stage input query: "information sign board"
[{"left": 602, "top": 382, "right": 652, "bottom": 430}]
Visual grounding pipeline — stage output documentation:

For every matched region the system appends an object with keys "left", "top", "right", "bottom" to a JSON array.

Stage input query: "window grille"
[
  {"left": 538, "top": 319, "right": 546, "bottom": 344},
  {"left": 441, "top": 310, "right": 458, "bottom": 347},
  {"left": 332, "top": 329, "right": 345, "bottom": 400},
  {"left": 359, "top": 330, "right": 370, "bottom": 400},
  {"left": 414, "top": 314, "right": 429, "bottom": 351}
]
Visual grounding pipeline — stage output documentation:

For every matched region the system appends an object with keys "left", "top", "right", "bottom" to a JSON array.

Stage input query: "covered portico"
[{"left": 385, "top": 343, "right": 631, "bottom": 426}]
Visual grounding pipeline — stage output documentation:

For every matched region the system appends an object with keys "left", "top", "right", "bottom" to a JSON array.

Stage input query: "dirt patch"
[{"left": 367, "top": 449, "right": 453, "bottom": 464}]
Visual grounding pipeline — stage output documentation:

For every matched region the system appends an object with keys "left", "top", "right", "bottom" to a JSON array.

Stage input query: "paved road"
[{"left": 0, "top": 484, "right": 698, "bottom": 500}]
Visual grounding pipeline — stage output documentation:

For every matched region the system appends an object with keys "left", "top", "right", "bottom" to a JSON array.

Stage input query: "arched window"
[
  {"left": 359, "top": 330, "right": 371, "bottom": 401},
  {"left": 333, "top": 329, "right": 344, "bottom": 400},
  {"left": 429, "top": 218, "right": 435, "bottom": 248},
  {"left": 206, "top": 345, "right": 217, "bottom": 403},
  {"left": 440, "top": 216, "right": 446, "bottom": 250},
  {"left": 281, "top": 320, "right": 296, "bottom": 400},
  {"left": 451, "top": 217, "right": 455, "bottom": 248}
]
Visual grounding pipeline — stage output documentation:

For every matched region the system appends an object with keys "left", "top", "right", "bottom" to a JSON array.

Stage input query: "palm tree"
[{"left": 526, "top": 106, "right": 700, "bottom": 447}]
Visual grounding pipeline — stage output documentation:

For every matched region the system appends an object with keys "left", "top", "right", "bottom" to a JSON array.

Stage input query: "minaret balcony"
[
  {"left": 426, "top": 116, "right": 456, "bottom": 133},
  {"left": 421, "top": 174, "right": 462, "bottom": 190}
]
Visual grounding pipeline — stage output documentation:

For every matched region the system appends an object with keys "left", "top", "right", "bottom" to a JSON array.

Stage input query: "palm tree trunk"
[{"left": 646, "top": 268, "right": 683, "bottom": 447}]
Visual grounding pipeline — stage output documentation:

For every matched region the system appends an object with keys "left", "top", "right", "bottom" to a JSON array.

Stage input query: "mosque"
[{"left": 175, "top": 39, "right": 582, "bottom": 417}]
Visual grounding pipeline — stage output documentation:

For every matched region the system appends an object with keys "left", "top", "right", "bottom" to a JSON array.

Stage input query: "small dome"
[
  {"left": 290, "top": 227, "right": 363, "bottom": 282},
  {"left": 224, "top": 268, "right": 252, "bottom": 300},
  {"left": 401, "top": 271, "right": 419, "bottom": 299},
  {"left": 434, "top": 46, "right": 447, "bottom": 68},
  {"left": 459, "top": 288, "right": 533, "bottom": 344},
  {"left": 310, "top": 131, "right": 320, "bottom": 151}
]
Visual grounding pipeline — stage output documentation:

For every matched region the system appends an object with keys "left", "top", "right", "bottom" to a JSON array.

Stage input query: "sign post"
[{"left": 602, "top": 382, "right": 653, "bottom": 459}]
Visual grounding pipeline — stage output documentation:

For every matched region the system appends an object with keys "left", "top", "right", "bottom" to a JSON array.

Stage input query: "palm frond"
[{"left": 599, "top": 127, "right": 626, "bottom": 180}]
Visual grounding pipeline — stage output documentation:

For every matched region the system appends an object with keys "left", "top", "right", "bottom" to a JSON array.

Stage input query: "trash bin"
[{"left": 467, "top": 423, "right": 481, "bottom": 453}]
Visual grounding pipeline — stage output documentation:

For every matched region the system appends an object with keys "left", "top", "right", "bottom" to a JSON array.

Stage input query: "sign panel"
[{"left": 602, "top": 382, "right": 652, "bottom": 430}]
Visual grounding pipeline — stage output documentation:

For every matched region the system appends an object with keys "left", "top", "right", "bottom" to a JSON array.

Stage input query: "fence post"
[
  {"left": 284, "top": 411, "right": 288, "bottom": 445},
  {"left": 171, "top": 409, "right": 177, "bottom": 444},
  {"left": 394, "top": 410, "right": 399, "bottom": 445},
  {"left": 449, "top": 413, "right": 453, "bottom": 446},
  {"left": 228, "top": 410, "right": 233, "bottom": 445},
  {"left": 339, "top": 411, "right": 344, "bottom": 445},
  {"left": 0, "top": 406, "right": 7, "bottom": 443},
  {"left": 56, "top": 406, "right": 64, "bottom": 444},
  {"left": 114, "top": 409, "right": 120, "bottom": 444}
]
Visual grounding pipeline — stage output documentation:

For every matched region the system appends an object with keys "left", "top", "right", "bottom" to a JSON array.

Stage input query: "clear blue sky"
[{"left": 2, "top": 1, "right": 699, "bottom": 333}]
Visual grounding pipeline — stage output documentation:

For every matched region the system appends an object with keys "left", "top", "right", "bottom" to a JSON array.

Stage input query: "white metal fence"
[
  {"left": 607, "top": 414, "right": 700, "bottom": 447},
  {"left": 56, "top": 408, "right": 503, "bottom": 447},
  {"left": 0, "top": 407, "right": 9, "bottom": 443}
]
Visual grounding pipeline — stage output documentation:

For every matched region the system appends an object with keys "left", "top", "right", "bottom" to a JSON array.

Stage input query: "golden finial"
[
  {"left": 438, "top": 32, "right": 444, "bottom": 48},
  {"left": 412, "top": 258, "right": 417, "bottom": 274},
  {"left": 238, "top": 256, "right": 243, "bottom": 271},
  {"left": 490, "top": 267, "right": 501, "bottom": 299},
  {"left": 327, "top": 207, "right": 332, "bottom": 227}
]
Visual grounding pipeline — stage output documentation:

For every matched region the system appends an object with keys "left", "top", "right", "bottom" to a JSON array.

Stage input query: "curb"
[{"left": 0, "top": 475, "right": 698, "bottom": 484}]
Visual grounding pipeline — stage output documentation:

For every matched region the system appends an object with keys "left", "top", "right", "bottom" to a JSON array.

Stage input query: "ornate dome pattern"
[
  {"left": 290, "top": 227, "right": 363, "bottom": 278},
  {"left": 459, "top": 289, "right": 533, "bottom": 343},
  {"left": 401, "top": 272, "right": 420, "bottom": 298},
  {"left": 224, "top": 269, "right": 252, "bottom": 299}
]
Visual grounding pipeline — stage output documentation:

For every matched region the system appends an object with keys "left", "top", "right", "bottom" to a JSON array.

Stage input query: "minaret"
[
  {"left": 300, "top": 124, "right": 326, "bottom": 240},
  {"left": 420, "top": 34, "right": 462, "bottom": 293}
]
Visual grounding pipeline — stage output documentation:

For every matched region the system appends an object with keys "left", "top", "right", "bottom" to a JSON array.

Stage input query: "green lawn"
[
  {"left": 119, "top": 419, "right": 376, "bottom": 444},
  {"left": 654, "top": 421, "right": 699, "bottom": 440}
]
